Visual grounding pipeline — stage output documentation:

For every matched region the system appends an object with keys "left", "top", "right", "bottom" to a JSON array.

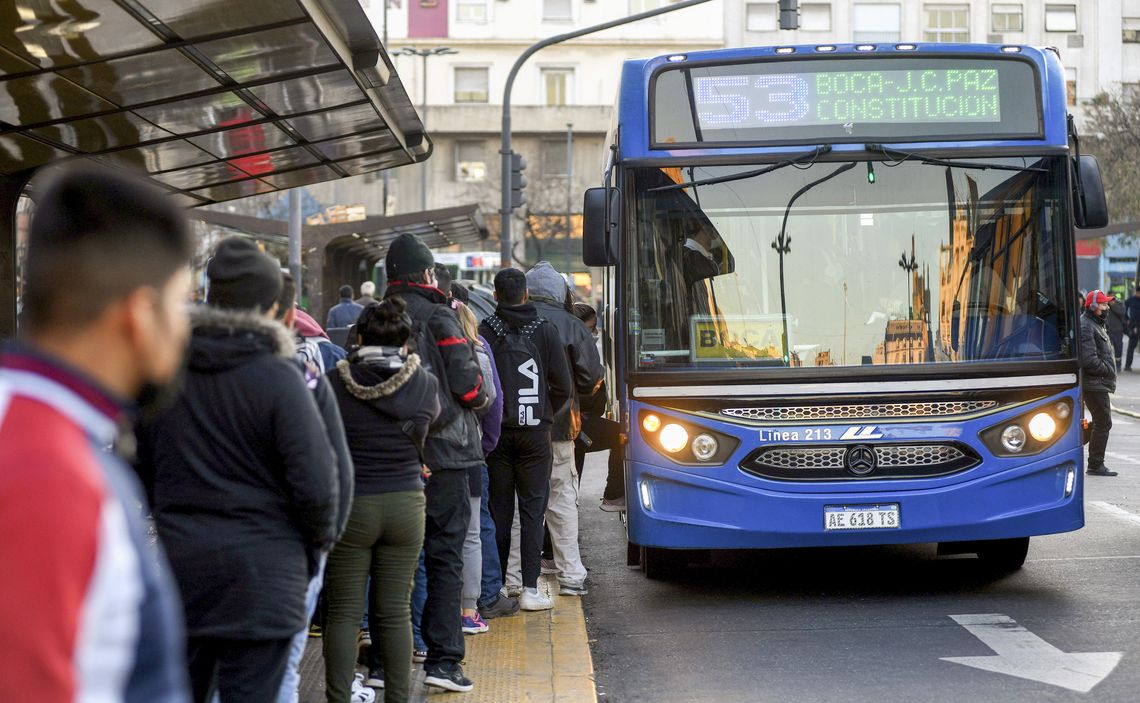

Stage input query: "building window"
[
  {"left": 542, "top": 139, "right": 570, "bottom": 177},
  {"left": 1065, "top": 67, "right": 1077, "bottom": 106},
  {"left": 801, "top": 3, "right": 832, "bottom": 31},
  {"left": 991, "top": 3, "right": 1023, "bottom": 32},
  {"left": 630, "top": 0, "right": 663, "bottom": 12},
  {"left": 924, "top": 4, "right": 969, "bottom": 43},
  {"left": 543, "top": 0, "right": 572, "bottom": 21},
  {"left": 455, "top": 0, "right": 488, "bottom": 23},
  {"left": 1045, "top": 5, "right": 1077, "bottom": 32},
  {"left": 541, "top": 68, "right": 574, "bottom": 106},
  {"left": 745, "top": 2, "right": 777, "bottom": 32},
  {"left": 853, "top": 4, "right": 901, "bottom": 43},
  {"left": 1124, "top": 18, "right": 1140, "bottom": 43},
  {"left": 454, "top": 67, "right": 489, "bottom": 103},
  {"left": 455, "top": 140, "right": 487, "bottom": 182}
]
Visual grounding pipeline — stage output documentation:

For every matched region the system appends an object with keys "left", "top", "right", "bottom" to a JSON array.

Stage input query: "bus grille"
[
  {"left": 721, "top": 401, "right": 997, "bottom": 422},
  {"left": 741, "top": 442, "right": 978, "bottom": 481}
]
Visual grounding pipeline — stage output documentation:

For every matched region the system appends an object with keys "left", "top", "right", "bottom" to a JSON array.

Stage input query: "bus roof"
[{"left": 617, "top": 43, "right": 1068, "bottom": 163}]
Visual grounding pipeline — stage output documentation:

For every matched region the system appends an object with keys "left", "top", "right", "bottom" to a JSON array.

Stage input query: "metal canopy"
[{"left": 0, "top": 0, "right": 430, "bottom": 204}]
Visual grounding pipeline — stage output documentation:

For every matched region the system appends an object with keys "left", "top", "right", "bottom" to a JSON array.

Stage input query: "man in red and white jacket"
[{"left": 0, "top": 164, "right": 194, "bottom": 703}]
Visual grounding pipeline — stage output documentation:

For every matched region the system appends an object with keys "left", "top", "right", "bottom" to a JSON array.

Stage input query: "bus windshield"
[{"left": 629, "top": 156, "right": 1074, "bottom": 371}]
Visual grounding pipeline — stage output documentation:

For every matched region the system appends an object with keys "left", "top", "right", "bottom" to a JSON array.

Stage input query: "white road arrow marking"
[{"left": 941, "top": 614, "right": 1122, "bottom": 693}]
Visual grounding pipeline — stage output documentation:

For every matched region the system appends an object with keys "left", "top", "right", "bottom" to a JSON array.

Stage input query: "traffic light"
[
  {"left": 779, "top": 0, "right": 799, "bottom": 30},
  {"left": 510, "top": 151, "right": 527, "bottom": 209}
]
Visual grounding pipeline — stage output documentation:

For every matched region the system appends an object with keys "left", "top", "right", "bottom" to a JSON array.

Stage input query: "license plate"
[{"left": 824, "top": 504, "right": 900, "bottom": 531}]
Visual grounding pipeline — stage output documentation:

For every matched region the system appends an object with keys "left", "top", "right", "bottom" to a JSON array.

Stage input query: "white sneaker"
[
  {"left": 351, "top": 673, "right": 377, "bottom": 702},
  {"left": 519, "top": 587, "right": 553, "bottom": 611}
]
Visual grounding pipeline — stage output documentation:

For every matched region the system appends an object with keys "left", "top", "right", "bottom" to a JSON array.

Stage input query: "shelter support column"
[{"left": 0, "top": 173, "right": 29, "bottom": 340}]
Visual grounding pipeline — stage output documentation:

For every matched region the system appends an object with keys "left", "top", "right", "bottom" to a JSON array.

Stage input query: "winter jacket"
[
  {"left": 383, "top": 281, "right": 488, "bottom": 470},
  {"left": 1106, "top": 300, "right": 1127, "bottom": 340},
  {"left": 476, "top": 334, "right": 503, "bottom": 457},
  {"left": 0, "top": 348, "right": 191, "bottom": 703},
  {"left": 1125, "top": 295, "right": 1140, "bottom": 334},
  {"left": 1080, "top": 309, "right": 1117, "bottom": 394},
  {"left": 135, "top": 307, "right": 339, "bottom": 640},
  {"left": 327, "top": 297, "right": 364, "bottom": 329},
  {"left": 525, "top": 262, "right": 605, "bottom": 441},
  {"left": 479, "top": 302, "right": 573, "bottom": 430},
  {"left": 327, "top": 348, "right": 441, "bottom": 496}
]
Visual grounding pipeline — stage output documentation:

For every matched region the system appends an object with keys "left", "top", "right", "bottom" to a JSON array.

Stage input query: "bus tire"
[
  {"left": 640, "top": 546, "right": 685, "bottom": 580},
  {"left": 975, "top": 537, "right": 1030, "bottom": 572}
]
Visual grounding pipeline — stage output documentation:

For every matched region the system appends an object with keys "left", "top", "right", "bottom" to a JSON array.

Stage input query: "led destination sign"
[
  {"left": 695, "top": 69, "right": 1001, "bottom": 129},
  {"left": 653, "top": 57, "right": 1041, "bottom": 145}
]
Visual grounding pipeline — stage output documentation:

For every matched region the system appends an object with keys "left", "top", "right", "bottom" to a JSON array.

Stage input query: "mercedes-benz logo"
[{"left": 845, "top": 444, "right": 877, "bottom": 476}]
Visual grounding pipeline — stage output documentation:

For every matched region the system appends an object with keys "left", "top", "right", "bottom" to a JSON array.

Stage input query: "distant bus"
[{"left": 582, "top": 43, "right": 1108, "bottom": 577}]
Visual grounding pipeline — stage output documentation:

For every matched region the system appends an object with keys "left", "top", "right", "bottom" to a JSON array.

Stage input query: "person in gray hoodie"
[{"left": 524, "top": 262, "right": 604, "bottom": 595}]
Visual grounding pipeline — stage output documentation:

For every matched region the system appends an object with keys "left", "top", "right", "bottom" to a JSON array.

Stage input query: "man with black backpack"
[
  {"left": 480, "top": 268, "right": 572, "bottom": 611},
  {"left": 382, "top": 233, "right": 489, "bottom": 693}
]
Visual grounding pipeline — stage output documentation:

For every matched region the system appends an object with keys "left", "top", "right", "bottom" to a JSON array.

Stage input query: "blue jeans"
[
  {"left": 278, "top": 554, "right": 327, "bottom": 703},
  {"left": 412, "top": 550, "right": 427, "bottom": 651},
  {"left": 478, "top": 466, "right": 502, "bottom": 608}
]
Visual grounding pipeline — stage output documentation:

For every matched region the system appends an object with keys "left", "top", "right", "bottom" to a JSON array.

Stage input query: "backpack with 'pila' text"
[{"left": 483, "top": 313, "right": 548, "bottom": 428}]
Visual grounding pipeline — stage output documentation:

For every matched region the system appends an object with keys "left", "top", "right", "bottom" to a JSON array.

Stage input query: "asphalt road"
[{"left": 579, "top": 409, "right": 1140, "bottom": 703}]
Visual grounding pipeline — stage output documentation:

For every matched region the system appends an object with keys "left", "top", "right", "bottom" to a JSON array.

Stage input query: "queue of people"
[{"left": 0, "top": 163, "right": 611, "bottom": 703}]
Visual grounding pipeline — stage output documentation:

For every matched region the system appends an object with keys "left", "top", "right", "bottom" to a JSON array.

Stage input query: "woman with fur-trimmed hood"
[{"left": 322, "top": 296, "right": 441, "bottom": 703}]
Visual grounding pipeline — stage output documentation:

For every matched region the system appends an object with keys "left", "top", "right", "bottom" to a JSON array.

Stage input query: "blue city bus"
[{"left": 581, "top": 43, "right": 1109, "bottom": 577}]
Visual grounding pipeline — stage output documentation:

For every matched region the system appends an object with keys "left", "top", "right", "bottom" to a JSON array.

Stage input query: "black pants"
[
  {"left": 1127, "top": 331, "right": 1138, "bottom": 370},
  {"left": 1085, "top": 390, "right": 1113, "bottom": 470},
  {"left": 187, "top": 636, "right": 293, "bottom": 703},
  {"left": 574, "top": 416, "right": 625, "bottom": 501},
  {"left": 487, "top": 427, "right": 552, "bottom": 588},
  {"left": 1110, "top": 332, "right": 1124, "bottom": 369},
  {"left": 422, "top": 468, "right": 470, "bottom": 668}
]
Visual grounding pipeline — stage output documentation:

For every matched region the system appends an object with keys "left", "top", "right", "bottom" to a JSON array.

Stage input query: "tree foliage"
[{"left": 1082, "top": 86, "right": 1140, "bottom": 224}]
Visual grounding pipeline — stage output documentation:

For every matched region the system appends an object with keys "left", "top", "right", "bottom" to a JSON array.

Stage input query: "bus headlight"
[
  {"left": 1000, "top": 425, "right": 1027, "bottom": 453},
  {"left": 1028, "top": 413, "right": 1057, "bottom": 442},
  {"left": 642, "top": 414, "right": 661, "bottom": 433},
  {"left": 691, "top": 434, "right": 719, "bottom": 462},
  {"left": 658, "top": 424, "right": 689, "bottom": 453},
  {"left": 1053, "top": 401, "right": 1071, "bottom": 420}
]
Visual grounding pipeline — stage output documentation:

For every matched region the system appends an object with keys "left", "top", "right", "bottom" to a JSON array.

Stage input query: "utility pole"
[
  {"left": 566, "top": 122, "right": 573, "bottom": 272},
  {"left": 288, "top": 188, "right": 302, "bottom": 303},
  {"left": 498, "top": 0, "right": 716, "bottom": 267},
  {"left": 396, "top": 47, "right": 457, "bottom": 212}
]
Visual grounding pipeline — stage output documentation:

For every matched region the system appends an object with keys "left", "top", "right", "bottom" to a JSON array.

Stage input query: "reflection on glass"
[{"left": 631, "top": 157, "right": 1073, "bottom": 370}]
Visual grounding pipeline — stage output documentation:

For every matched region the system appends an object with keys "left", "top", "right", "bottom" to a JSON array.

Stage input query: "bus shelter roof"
[{"left": 0, "top": 0, "right": 430, "bottom": 204}]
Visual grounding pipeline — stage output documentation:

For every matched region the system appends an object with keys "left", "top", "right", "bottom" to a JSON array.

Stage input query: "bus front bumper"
[{"left": 625, "top": 446, "right": 1085, "bottom": 549}]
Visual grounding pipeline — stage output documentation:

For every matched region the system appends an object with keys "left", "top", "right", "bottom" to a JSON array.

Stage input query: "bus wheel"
[
  {"left": 975, "top": 537, "right": 1030, "bottom": 572},
  {"left": 640, "top": 546, "right": 685, "bottom": 580}
]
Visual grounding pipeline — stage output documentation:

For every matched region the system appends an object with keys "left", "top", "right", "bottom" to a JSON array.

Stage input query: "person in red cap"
[{"left": 1081, "top": 289, "right": 1118, "bottom": 476}]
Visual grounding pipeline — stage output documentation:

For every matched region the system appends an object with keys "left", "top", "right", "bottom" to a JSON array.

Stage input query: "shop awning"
[{"left": 0, "top": 0, "right": 430, "bottom": 205}]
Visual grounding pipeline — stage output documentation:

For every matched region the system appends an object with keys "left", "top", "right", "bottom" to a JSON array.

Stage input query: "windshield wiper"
[
  {"left": 864, "top": 143, "right": 1048, "bottom": 173},
  {"left": 647, "top": 145, "right": 833, "bottom": 193}
]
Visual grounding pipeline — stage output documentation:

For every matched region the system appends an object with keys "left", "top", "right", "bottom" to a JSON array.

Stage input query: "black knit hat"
[
  {"left": 385, "top": 232, "right": 434, "bottom": 279},
  {"left": 206, "top": 237, "right": 283, "bottom": 311}
]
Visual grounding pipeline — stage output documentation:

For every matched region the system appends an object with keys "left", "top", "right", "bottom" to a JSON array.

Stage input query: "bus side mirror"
[
  {"left": 1074, "top": 154, "right": 1109, "bottom": 229},
  {"left": 583, "top": 187, "right": 619, "bottom": 266}
]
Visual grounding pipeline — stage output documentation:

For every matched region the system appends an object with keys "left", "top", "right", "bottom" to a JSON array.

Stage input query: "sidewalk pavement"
[
  {"left": 299, "top": 573, "right": 596, "bottom": 702},
  {"left": 1112, "top": 360, "right": 1140, "bottom": 418}
]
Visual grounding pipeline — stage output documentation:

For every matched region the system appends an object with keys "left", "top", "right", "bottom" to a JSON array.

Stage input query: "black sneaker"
[
  {"left": 479, "top": 593, "right": 520, "bottom": 620},
  {"left": 424, "top": 663, "right": 474, "bottom": 692},
  {"left": 364, "top": 667, "right": 384, "bottom": 689},
  {"left": 1088, "top": 467, "right": 1119, "bottom": 476}
]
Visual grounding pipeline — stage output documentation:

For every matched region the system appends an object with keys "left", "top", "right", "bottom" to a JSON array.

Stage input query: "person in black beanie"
[
  {"left": 135, "top": 237, "right": 342, "bottom": 703},
  {"left": 382, "top": 232, "right": 489, "bottom": 693}
]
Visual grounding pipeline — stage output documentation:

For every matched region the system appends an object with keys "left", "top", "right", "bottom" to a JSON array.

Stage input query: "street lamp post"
[{"left": 396, "top": 46, "right": 457, "bottom": 212}]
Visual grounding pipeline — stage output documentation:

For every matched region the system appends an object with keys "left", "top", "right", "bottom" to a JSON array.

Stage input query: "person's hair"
[
  {"left": 360, "top": 280, "right": 375, "bottom": 297},
  {"left": 454, "top": 302, "right": 480, "bottom": 345},
  {"left": 276, "top": 272, "right": 296, "bottom": 321},
  {"left": 339, "top": 284, "right": 353, "bottom": 298},
  {"left": 356, "top": 296, "right": 412, "bottom": 348},
  {"left": 494, "top": 268, "right": 527, "bottom": 305},
  {"left": 573, "top": 302, "right": 597, "bottom": 324},
  {"left": 450, "top": 281, "right": 470, "bottom": 304},
  {"left": 434, "top": 263, "right": 453, "bottom": 294},
  {"left": 21, "top": 163, "right": 193, "bottom": 332},
  {"left": 391, "top": 271, "right": 428, "bottom": 284}
]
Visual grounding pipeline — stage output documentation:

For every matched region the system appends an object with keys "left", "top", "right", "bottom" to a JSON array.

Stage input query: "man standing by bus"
[{"left": 1081, "top": 290, "right": 1118, "bottom": 477}]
